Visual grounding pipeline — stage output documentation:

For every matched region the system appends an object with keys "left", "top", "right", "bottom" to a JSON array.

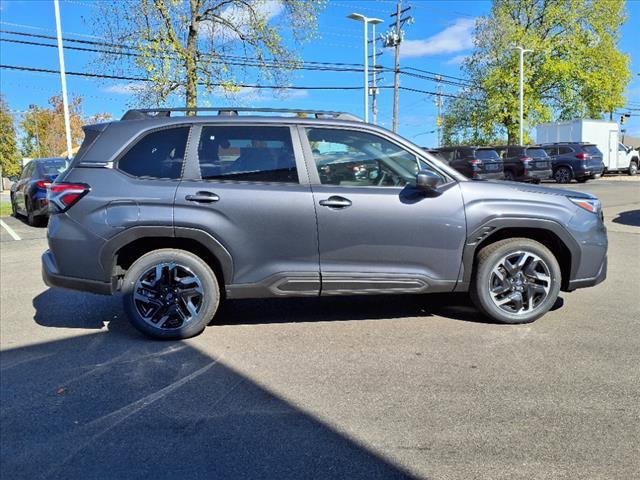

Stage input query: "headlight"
[{"left": 568, "top": 196, "right": 601, "bottom": 214}]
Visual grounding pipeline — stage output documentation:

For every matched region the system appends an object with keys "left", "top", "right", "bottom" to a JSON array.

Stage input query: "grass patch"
[{"left": 0, "top": 201, "right": 12, "bottom": 217}]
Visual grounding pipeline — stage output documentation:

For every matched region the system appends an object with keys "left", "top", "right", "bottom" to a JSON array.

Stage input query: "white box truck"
[{"left": 536, "top": 119, "right": 639, "bottom": 175}]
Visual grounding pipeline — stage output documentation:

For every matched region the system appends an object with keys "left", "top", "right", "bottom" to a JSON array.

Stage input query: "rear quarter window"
[{"left": 117, "top": 127, "right": 190, "bottom": 179}]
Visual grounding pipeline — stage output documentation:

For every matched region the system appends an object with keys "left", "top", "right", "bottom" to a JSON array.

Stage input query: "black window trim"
[
  {"left": 114, "top": 124, "right": 193, "bottom": 181},
  {"left": 183, "top": 123, "right": 306, "bottom": 186}
]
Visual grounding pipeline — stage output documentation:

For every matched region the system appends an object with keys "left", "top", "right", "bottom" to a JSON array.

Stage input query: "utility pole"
[
  {"left": 53, "top": 0, "right": 73, "bottom": 160},
  {"left": 384, "top": 2, "right": 412, "bottom": 133},
  {"left": 435, "top": 76, "right": 443, "bottom": 147},
  {"left": 514, "top": 46, "right": 533, "bottom": 145}
]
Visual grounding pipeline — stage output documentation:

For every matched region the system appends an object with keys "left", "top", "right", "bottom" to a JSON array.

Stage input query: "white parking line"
[{"left": 0, "top": 219, "right": 21, "bottom": 241}]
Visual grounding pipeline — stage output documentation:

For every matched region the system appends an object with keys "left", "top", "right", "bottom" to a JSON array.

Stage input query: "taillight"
[
  {"left": 35, "top": 180, "right": 51, "bottom": 189},
  {"left": 520, "top": 156, "right": 532, "bottom": 164},
  {"left": 575, "top": 153, "right": 590, "bottom": 160},
  {"left": 47, "top": 183, "right": 90, "bottom": 213},
  {"left": 469, "top": 159, "right": 482, "bottom": 165}
]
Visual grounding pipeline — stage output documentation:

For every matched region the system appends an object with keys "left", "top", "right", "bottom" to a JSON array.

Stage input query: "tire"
[
  {"left": 470, "top": 238, "right": 561, "bottom": 324},
  {"left": 553, "top": 167, "right": 572, "bottom": 184},
  {"left": 10, "top": 195, "right": 18, "bottom": 217},
  {"left": 26, "top": 198, "right": 37, "bottom": 226},
  {"left": 629, "top": 161, "right": 638, "bottom": 176},
  {"left": 504, "top": 170, "right": 515, "bottom": 181},
  {"left": 122, "top": 249, "right": 220, "bottom": 339}
]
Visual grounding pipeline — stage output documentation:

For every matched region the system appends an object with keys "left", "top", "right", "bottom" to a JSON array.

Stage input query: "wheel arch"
[
  {"left": 457, "top": 218, "right": 579, "bottom": 292},
  {"left": 101, "top": 226, "right": 233, "bottom": 289}
]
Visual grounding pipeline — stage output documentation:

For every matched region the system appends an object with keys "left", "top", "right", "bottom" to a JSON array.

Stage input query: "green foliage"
[
  {"left": 444, "top": 0, "right": 631, "bottom": 145},
  {"left": 0, "top": 95, "right": 21, "bottom": 178},
  {"left": 92, "top": 0, "right": 326, "bottom": 108}
]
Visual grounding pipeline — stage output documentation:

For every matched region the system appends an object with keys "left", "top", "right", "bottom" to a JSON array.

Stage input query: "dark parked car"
[
  {"left": 494, "top": 145, "right": 553, "bottom": 183},
  {"left": 10, "top": 157, "right": 68, "bottom": 226},
  {"left": 43, "top": 108, "right": 607, "bottom": 339},
  {"left": 430, "top": 146, "right": 504, "bottom": 180},
  {"left": 540, "top": 143, "right": 605, "bottom": 183}
]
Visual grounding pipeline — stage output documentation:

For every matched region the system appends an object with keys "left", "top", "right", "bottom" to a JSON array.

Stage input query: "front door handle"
[
  {"left": 319, "top": 196, "right": 352, "bottom": 209},
  {"left": 185, "top": 191, "right": 220, "bottom": 203}
]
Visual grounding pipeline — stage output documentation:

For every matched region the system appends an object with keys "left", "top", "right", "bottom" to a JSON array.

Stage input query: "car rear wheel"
[
  {"left": 629, "top": 161, "right": 638, "bottom": 176},
  {"left": 10, "top": 195, "right": 19, "bottom": 217},
  {"left": 122, "top": 249, "right": 220, "bottom": 339},
  {"left": 554, "top": 167, "right": 572, "bottom": 183},
  {"left": 470, "top": 238, "right": 561, "bottom": 324}
]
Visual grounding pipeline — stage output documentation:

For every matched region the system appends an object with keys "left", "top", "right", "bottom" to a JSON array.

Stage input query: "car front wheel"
[
  {"left": 630, "top": 161, "right": 638, "bottom": 176},
  {"left": 470, "top": 238, "right": 561, "bottom": 324},
  {"left": 122, "top": 249, "right": 220, "bottom": 339}
]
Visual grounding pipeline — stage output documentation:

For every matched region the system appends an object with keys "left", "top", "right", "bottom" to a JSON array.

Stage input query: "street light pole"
[
  {"left": 53, "top": 0, "right": 73, "bottom": 159},
  {"left": 348, "top": 13, "right": 383, "bottom": 123},
  {"left": 514, "top": 46, "right": 533, "bottom": 145}
]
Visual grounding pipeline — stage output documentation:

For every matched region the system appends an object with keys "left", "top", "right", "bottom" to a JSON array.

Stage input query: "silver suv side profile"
[{"left": 42, "top": 108, "right": 608, "bottom": 339}]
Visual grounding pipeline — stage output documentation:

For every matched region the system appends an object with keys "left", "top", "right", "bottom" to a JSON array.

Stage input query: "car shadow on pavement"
[
  {"left": 1, "top": 325, "right": 417, "bottom": 480},
  {"left": 612, "top": 209, "right": 640, "bottom": 227}
]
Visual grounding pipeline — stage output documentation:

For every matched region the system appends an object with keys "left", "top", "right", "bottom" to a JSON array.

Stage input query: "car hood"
[{"left": 462, "top": 179, "right": 596, "bottom": 200}]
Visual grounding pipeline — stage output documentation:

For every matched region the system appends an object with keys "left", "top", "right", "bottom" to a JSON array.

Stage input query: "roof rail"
[{"left": 120, "top": 107, "right": 361, "bottom": 122}]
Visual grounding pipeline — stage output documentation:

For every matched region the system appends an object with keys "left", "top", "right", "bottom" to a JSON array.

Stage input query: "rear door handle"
[
  {"left": 319, "top": 196, "right": 352, "bottom": 209},
  {"left": 185, "top": 191, "right": 220, "bottom": 203}
]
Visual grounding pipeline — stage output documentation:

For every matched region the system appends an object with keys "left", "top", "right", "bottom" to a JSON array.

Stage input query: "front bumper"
[
  {"left": 567, "top": 255, "right": 607, "bottom": 290},
  {"left": 42, "top": 250, "right": 113, "bottom": 295}
]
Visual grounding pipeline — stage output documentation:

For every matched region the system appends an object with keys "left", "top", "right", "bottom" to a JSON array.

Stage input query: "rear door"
[
  {"left": 174, "top": 123, "right": 320, "bottom": 295},
  {"left": 475, "top": 148, "right": 503, "bottom": 174},
  {"left": 524, "top": 147, "right": 551, "bottom": 171},
  {"left": 300, "top": 126, "right": 466, "bottom": 294}
]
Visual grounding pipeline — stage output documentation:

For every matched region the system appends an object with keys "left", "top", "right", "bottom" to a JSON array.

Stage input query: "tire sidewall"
[
  {"left": 122, "top": 249, "right": 219, "bottom": 339},
  {"left": 472, "top": 240, "right": 561, "bottom": 324},
  {"left": 629, "top": 161, "right": 638, "bottom": 176}
]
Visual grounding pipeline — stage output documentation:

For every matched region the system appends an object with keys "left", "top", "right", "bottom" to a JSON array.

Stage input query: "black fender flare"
[
  {"left": 455, "top": 217, "right": 581, "bottom": 290},
  {"left": 99, "top": 226, "right": 234, "bottom": 284}
]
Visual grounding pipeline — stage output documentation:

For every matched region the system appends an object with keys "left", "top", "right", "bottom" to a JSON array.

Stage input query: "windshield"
[
  {"left": 525, "top": 148, "right": 548, "bottom": 158},
  {"left": 39, "top": 160, "right": 68, "bottom": 175},
  {"left": 583, "top": 145, "right": 602, "bottom": 155},
  {"left": 475, "top": 149, "right": 500, "bottom": 160}
]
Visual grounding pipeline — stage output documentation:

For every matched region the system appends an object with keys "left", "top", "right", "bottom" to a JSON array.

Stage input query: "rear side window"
[
  {"left": 543, "top": 147, "right": 557, "bottom": 156},
  {"left": 475, "top": 149, "right": 500, "bottom": 160},
  {"left": 118, "top": 127, "right": 189, "bottom": 179},
  {"left": 197, "top": 126, "right": 298, "bottom": 183},
  {"left": 558, "top": 146, "right": 573, "bottom": 155}
]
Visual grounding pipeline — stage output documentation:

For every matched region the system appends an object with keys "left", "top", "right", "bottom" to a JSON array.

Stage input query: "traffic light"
[{"left": 621, "top": 115, "right": 625, "bottom": 125}]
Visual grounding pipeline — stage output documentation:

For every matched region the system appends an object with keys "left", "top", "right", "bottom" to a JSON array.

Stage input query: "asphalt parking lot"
[{"left": 1, "top": 178, "right": 639, "bottom": 480}]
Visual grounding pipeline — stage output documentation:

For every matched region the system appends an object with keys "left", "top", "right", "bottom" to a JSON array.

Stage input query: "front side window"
[
  {"left": 197, "top": 125, "right": 297, "bottom": 183},
  {"left": 305, "top": 128, "right": 444, "bottom": 187},
  {"left": 118, "top": 127, "right": 189, "bottom": 179}
]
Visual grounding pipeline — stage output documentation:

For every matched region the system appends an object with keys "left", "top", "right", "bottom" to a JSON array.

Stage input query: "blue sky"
[{"left": 1, "top": 0, "right": 639, "bottom": 148}]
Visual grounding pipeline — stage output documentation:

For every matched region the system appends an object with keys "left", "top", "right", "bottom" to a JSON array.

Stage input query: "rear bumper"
[
  {"left": 575, "top": 165, "right": 604, "bottom": 179},
  {"left": 477, "top": 171, "right": 504, "bottom": 180},
  {"left": 42, "top": 250, "right": 113, "bottom": 295},
  {"left": 523, "top": 169, "right": 552, "bottom": 181},
  {"left": 567, "top": 255, "right": 607, "bottom": 290}
]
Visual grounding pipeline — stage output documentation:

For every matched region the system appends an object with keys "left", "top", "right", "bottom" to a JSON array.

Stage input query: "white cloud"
[
  {"left": 400, "top": 18, "right": 475, "bottom": 58},
  {"left": 445, "top": 54, "right": 467, "bottom": 66},
  {"left": 203, "top": 0, "right": 285, "bottom": 40},
  {"left": 103, "top": 82, "right": 145, "bottom": 95}
]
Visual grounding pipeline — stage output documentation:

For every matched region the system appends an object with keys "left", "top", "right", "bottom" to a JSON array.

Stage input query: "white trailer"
[{"left": 536, "top": 119, "right": 639, "bottom": 174}]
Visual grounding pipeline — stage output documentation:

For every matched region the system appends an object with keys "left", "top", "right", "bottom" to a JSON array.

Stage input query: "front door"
[
  {"left": 175, "top": 124, "right": 320, "bottom": 297},
  {"left": 300, "top": 126, "right": 466, "bottom": 295}
]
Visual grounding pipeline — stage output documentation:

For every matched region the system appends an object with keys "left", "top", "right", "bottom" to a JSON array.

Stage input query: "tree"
[
  {"left": 0, "top": 95, "right": 21, "bottom": 177},
  {"left": 20, "top": 95, "right": 86, "bottom": 158},
  {"left": 92, "top": 0, "right": 325, "bottom": 109},
  {"left": 444, "top": 0, "right": 631, "bottom": 145}
]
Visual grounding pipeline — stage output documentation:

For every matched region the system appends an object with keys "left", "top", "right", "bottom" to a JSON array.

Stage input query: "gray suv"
[{"left": 42, "top": 108, "right": 608, "bottom": 339}]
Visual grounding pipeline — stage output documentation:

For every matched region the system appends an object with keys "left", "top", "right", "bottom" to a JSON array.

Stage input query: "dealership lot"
[{"left": 1, "top": 179, "right": 639, "bottom": 479}]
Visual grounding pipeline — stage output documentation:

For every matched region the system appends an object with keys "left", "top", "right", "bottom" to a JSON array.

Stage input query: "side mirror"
[{"left": 416, "top": 170, "right": 440, "bottom": 191}]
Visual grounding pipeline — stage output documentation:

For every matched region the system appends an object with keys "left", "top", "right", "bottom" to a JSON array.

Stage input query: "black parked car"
[
  {"left": 540, "top": 143, "right": 605, "bottom": 183},
  {"left": 10, "top": 157, "right": 68, "bottom": 226},
  {"left": 494, "top": 146, "right": 553, "bottom": 183},
  {"left": 430, "top": 146, "right": 504, "bottom": 180}
]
